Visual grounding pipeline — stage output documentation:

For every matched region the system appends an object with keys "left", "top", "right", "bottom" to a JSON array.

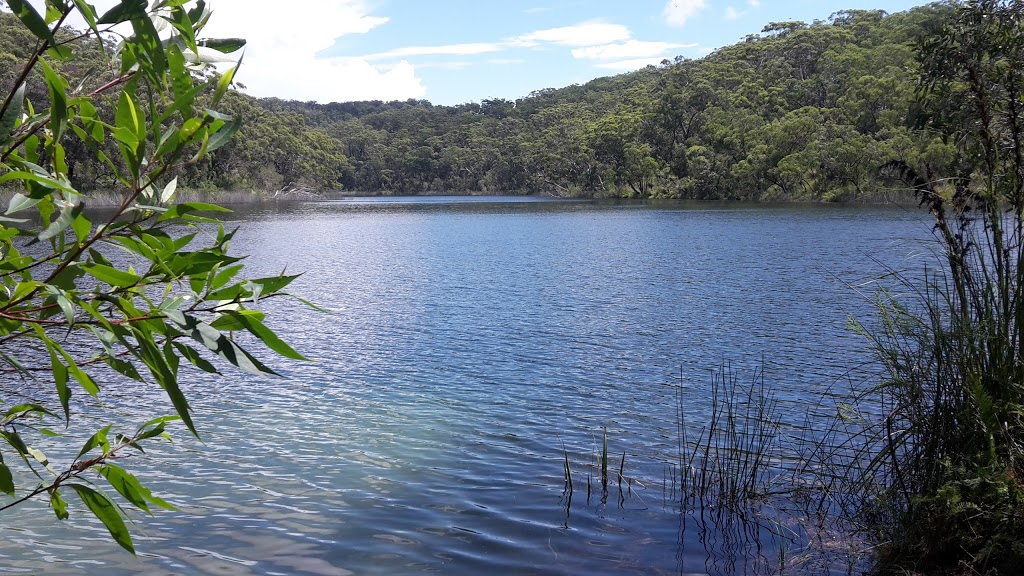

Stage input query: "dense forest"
[{"left": 0, "top": 3, "right": 955, "bottom": 200}]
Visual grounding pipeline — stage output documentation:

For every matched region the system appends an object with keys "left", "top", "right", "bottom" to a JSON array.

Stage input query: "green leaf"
[
  {"left": 164, "top": 310, "right": 277, "bottom": 376},
  {"left": 3, "top": 403, "right": 55, "bottom": 419},
  {"left": 209, "top": 309, "right": 264, "bottom": 331},
  {"left": 97, "top": 0, "right": 147, "bottom": 24},
  {"left": 205, "top": 115, "right": 241, "bottom": 153},
  {"left": 78, "top": 100, "right": 104, "bottom": 142},
  {"left": 51, "top": 488, "right": 69, "bottom": 520},
  {"left": 0, "top": 430, "right": 30, "bottom": 456},
  {"left": 167, "top": 6, "right": 197, "bottom": 53},
  {"left": 250, "top": 274, "right": 301, "bottom": 297},
  {"left": 82, "top": 263, "right": 142, "bottom": 288},
  {"left": 68, "top": 484, "right": 135, "bottom": 554},
  {"left": 135, "top": 415, "right": 178, "bottom": 441},
  {"left": 0, "top": 83, "right": 24, "bottom": 143},
  {"left": 38, "top": 201, "right": 83, "bottom": 241},
  {"left": 0, "top": 464, "right": 13, "bottom": 496},
  {"left": 130, "top": 332, "right": 195, "bottom": 435},
  {"left": 6, "top": 0, "right": 54, "bottom": 44},
  {"left": 210, "top": 264, "right": 243, "bottom": 290},
  {"left": 129, "top": 14, "right": 166, "bottom": 81},
  {"left": 27, "top": 446, "right": 54, "bottom": 475},
  {"left": 220, "top": 311, "right": 307, "bottom": 360},
  {"left": 0, "top": 171, "right": 77, "bottom": 199},
  {"left": 198, "top": 38, "right": 246, "bottom": 54},
  {"left": 72, "top": 0, "right": 99, "bottom": 31},
  {"left": 39, "top": 59, "right": 67, "bottom": 141},
  {"left": 43, "top": 1, "right": 63, "bottom": 25},
  {"left": 212, "top": 62, "right": 238, "bottom": 107},
  {"left": 161, "top": 178, "right": 178, "bottom": 205},
  {"left": 77, "top": 425, "right": 112, "bottom": 459},
  {"left": 116, "top": 90, "right": 144, "bottom": 144},
  {"left": 72, "top": 212, "right": 91, "bottom": 243},
  {"left": 172, "top": 342, "right": 219, "bottom": 374},
  {"left": 43, "top": 286, "right": 75, "bottom": 326},
  {"left": 46, "top": 343, "right": 71, "bottom": 420},
  {"left": 187, "top": 0, "right": 206, "bottom": 25},
  {"left": 107, "top": 357, "right": 145, "bottom": 382},
  {"left": 157, "top": 202, "right": 231, "bottom": 222},
  {"left": 67, "top": 362, "right": 100, "bottom": 397},
  {"left": 6, "top": 192, "right": 40, "bottom": 215},
  {"left": 99, "top": 464, "right": 175, "bottom": 513},
  {"left": 166, "top": 44, "right": 194, "bottom": 118},
  {"left": 51, "top": 261, "right": 84, "bottom": 291}
]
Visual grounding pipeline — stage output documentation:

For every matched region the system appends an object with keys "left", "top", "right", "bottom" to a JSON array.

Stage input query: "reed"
[{"left": 675, "top": 365, "right": 781, "bottom": 509}]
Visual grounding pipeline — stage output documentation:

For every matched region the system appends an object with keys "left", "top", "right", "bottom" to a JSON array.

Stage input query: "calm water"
[{"left": 0, "top": 198, "right": 936, "bottom": 575}]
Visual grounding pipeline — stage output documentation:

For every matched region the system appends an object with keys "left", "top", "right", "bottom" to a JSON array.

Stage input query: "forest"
[{"left": 0, "top": 3, "right": 954, "bottom": 200}]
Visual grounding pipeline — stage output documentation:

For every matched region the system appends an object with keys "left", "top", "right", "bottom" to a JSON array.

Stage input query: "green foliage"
[
  {"left": 845, "top": 1, "right": 1024, "bottom": 572},
  {"left": 0, "top": 4, "right": 960, "bottom": 199},
  {"left": 223, "top": 4, "right": 949, "bottom": 199},
  {"left": 0, "top": 0, "right": 305, "bottom": 554}
]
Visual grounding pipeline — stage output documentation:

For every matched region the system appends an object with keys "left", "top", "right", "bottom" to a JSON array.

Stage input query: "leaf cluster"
[{"left": 0, "top": 0, "right": 306, "bottom": 554}]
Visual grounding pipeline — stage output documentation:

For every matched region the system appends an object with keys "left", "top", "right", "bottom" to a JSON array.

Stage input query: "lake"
[{"left": 0, "top": 197, "right": 937, "bottom": 575}]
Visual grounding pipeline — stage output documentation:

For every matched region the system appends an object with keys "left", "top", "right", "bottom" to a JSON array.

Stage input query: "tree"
[{"left": 0, "top": 0, "right": 306, "bottom": 553}]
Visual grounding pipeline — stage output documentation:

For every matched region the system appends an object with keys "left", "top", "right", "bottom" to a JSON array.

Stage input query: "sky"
[{"left": 39, "top": 0, "right": 933, "bottom": 105}]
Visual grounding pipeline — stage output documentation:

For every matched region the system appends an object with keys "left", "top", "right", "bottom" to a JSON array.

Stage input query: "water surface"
[{"left": 0, "top": 197, "right": 937, "bottom": 574}]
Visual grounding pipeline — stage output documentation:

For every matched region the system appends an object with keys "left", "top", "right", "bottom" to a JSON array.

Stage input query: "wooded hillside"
[{"left": 0, "top": 3, "right": 955, "bottom": 200}]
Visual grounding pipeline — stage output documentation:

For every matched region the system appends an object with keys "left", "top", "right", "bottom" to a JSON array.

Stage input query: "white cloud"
[
  {"left": 201, "top": 0, "right": 425, "bottom": 102},
  {"left": 663, "top": 0, "right": 707, "bottom": 27},
  {"left": 27, "top": 0, "right": 426, "bottom": 103},
  {"left": 413, "top": 61, "right": 474, "bottom": 71},
  {"left": 725, "top": 6, "right": 745, "bottom": 20},
  {"left": 572, "top": 40, "right": 693, "bottom": 60},
  {"left": 748, "top": 0, "right": 761, "bottom": 7},
  {"left": 488, "top": 58, "right": 525, "bottom": 65},
  {"left": 595, "top": 57, "right": 671, "bottom": 70},
  {"left": 513, "top": 22, "right": 631, "bottom": 47},
  {"left": 363, "top": 43, "right": 503, "bottom": 61}
]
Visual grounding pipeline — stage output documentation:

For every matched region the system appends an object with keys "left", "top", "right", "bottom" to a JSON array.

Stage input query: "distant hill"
[{"left": 0, "top": 3, "right": 955, "bottom": 200}]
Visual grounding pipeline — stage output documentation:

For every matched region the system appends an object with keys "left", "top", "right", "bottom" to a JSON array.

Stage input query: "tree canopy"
[{"left": 0, "top": 3, "right": 958, "bottom": 200}]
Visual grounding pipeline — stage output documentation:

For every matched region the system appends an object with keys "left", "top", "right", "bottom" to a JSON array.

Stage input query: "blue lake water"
[{"left": 0, "top": 197, "right": 937, "bottom": 574}]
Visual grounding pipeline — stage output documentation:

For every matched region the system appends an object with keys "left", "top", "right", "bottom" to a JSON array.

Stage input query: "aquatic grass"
[
  {"left": 601, "top": 426, "right": 608, "bottom": 490},
  {"left": 559, "top": 425, "right": 645, "bottom": 512},
  {"left": 675, "top": 364, "right": 782, "bottom": 510}
]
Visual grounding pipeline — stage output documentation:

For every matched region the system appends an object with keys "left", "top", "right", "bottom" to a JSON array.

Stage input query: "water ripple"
[{"left": 0, "top": 200, "right": 935, "bottom": 575}]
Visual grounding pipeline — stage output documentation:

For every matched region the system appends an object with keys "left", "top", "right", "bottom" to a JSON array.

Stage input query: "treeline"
[{"left": 0, "top": 3, "right": 958, "bottom": 200}]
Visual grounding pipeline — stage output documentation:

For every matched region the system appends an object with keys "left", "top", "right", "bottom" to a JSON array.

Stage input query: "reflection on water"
[{"left": 0, "top": 197, "right": 934, "bottom": 574}]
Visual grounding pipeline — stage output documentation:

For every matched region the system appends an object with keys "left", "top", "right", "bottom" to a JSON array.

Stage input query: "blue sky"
[
  {"left": 304, "top": 0, "right": 928, "bottom": 105},
  {"left": 37, "top": 0, "right": 933, "bottom": 105}
]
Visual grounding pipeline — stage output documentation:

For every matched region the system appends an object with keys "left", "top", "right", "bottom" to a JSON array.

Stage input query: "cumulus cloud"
[
  {"left": 663, "top": 0, "right": 707, "bottom": 27},
  {"left": 29, "top": 0, "right": 426, "bottom": 103},
  {"left": 201, "top": 0, "right": 425, "bottom": 102}
]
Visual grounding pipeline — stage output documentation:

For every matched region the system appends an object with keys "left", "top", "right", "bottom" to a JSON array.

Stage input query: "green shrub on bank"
[{"left": 856, "top": 1, "right": 1024, "bottom": 572}]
